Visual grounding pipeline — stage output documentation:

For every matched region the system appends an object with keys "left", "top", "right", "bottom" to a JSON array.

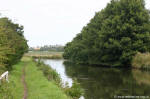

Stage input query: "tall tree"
[
  {"left": 63, "top": 0, "right": 150, "bottom": 66},
  {"left": 0, "top": 17, "right": 28, "bottom": 72}
]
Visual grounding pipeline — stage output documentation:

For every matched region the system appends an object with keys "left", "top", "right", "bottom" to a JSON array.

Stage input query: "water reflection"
[
  {"left": 63, "top": 61, "right": 150, "bottom": 99},
  {"left": 42, "top": 59, "right": 73, "bottom": 87},
  {"left": 132, "top": 70, "right": 150, "bottom": 85},
  {"left": 42, "top": 59, "right": 150, "bottom": 99}
]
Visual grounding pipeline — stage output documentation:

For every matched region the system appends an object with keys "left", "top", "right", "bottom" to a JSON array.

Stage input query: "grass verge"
[
  {"left": 34, "top": 59, "right": 84, "bottom": 99},
  {"left": 0, "top": 57, "right": 68, "bottom": 99},
  {"left": 0, "top": 59, "right": 25, "bottom": 99}
]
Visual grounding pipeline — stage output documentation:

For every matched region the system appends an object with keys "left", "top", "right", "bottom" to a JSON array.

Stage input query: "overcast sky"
[{"left": 0, "top": 0, "right": 150, "bottom": 47}]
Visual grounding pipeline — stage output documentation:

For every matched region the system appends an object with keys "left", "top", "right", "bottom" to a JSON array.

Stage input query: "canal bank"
[{"left": 0, "top": 57, "right": 68, "bottom": 99}]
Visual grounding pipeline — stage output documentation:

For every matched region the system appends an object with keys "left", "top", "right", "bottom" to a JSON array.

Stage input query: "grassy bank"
[
  {"left": 0, "top": 61, "right": 24, "bottom": 99},
  {"left": 132, "top": 52, "right": 150, "bottom": 70},
  {"left": 0, "top": 57, "right": 68, "bottom": 99},
  {"left": 35, "top": 59, "right": 84, "bottom": 99},
  {"left": 25, "top": 51, "right": 63, "bottom": 59}
]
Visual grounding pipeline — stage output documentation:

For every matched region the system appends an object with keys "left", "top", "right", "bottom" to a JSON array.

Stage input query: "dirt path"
[{"left": 21, "top": 66, "right": 27, "bottom": 99}]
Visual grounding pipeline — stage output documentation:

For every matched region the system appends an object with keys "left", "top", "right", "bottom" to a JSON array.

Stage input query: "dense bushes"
[
  {"left": 0, "top": 17, "right": 28, "bottom": 73},
  {"left": 63, "top": 0, "right": 150, "bottom": 67}
]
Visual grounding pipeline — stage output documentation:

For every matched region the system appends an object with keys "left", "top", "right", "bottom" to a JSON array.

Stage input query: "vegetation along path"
[{"left": 0, "top": 57, "right": 68, "bottom": 99}]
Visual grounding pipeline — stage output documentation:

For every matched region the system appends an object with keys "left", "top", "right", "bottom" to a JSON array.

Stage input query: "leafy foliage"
[
  {"left": 0, "top": 17, "right": 28, "bottom": 72},
  {"left": 63, "top": 0, "right": 150, "bottom": 66},
  {"left": 64, "top": 79, "right": 84, "bottom": 99}
]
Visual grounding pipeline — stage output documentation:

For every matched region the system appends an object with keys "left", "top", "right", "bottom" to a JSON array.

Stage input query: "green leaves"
[
  {"left": 0, "top": 17, "right": 28, "bottom": 71},
  {"left": 63, "top": 0, "right": 150, "bottom": 66}
]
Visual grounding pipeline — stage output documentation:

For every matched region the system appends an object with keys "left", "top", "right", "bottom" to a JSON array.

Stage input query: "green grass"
[
  {"left": 35, "top": 59, "right": 61, "bottom": 85},
  {"left": 24, "top": 57, "right": 68, "bottom": 99},
  {"left": 35, "top": 59, "right": 84, "bottom": 99},
  {"left": 0, "top": 60, "right": 24, "bottom": 99},
  {"left": 0, "top": 57, "right": 69, "bottom": 99}
]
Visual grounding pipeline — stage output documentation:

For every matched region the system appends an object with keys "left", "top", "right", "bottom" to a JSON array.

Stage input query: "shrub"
[{"left": 64, "top": 79, "right": 84, "bottom": 99}]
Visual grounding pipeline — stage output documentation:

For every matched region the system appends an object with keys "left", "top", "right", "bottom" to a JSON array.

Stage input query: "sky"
[{"left": 0, "top": 0, "right": 150, "bottom": 47}]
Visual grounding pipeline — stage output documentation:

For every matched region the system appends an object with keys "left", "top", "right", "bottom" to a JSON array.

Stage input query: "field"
[{"left": 24, "top": 51, "right": 63, "bottom": 59}]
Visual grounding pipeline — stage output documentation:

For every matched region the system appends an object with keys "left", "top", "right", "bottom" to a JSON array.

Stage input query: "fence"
[{"left": 0, "top": 71, "right": 9, "bottom": 83}]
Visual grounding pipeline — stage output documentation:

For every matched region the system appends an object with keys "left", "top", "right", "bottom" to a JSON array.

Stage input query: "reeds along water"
[
  {"left": 24, "top": 51, "right": 63, "bottom": 59},
  {"left": 31, "top": 54, "right": 63, "bottom": 59},
  {"left": 132, "top": 52, "right": 150, "bottom": 70}
]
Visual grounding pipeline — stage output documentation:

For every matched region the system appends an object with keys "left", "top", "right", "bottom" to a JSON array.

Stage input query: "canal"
[{"left": 42, "top": 59, "right": 150, "bottom": 99}]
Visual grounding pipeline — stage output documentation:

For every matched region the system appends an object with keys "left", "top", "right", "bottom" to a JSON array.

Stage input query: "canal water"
[{"left": 42, "top": 59, "right": 150, "bottom": 99}]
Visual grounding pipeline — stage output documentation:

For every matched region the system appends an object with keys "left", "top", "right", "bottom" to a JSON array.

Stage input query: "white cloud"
[{"left": 0, "top": 0, "right": 149, "bottom": 47}]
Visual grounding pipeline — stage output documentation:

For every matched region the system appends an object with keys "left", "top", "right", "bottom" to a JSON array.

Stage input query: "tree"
[
  {"left": 63, "top": 0, "right": 150, "bottom": 66},
  {"left": 0, "top": 17, "right": 28, "bottom": 72}
]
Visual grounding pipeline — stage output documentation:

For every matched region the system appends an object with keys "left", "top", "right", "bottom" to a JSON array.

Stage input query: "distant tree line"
[
  {"left": 63, "top": 0, "right": 150, "bottom": 67},
  {"left": 0, "top": 17, "right": 28, "bottom": 72},
  {"left": 29, "top": 45, "right": 64, "bottom": 52}
]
